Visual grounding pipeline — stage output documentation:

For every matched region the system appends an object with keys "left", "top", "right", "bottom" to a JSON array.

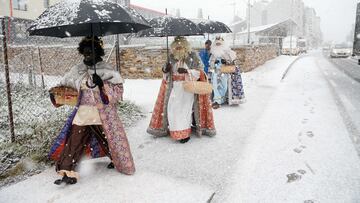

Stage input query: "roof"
[
  {"left": 237, "top": 19, "right": 297, "bottom": 37},
  {"left": 129, "top": 4, "right": 166, "bottom": 15},
  {"left": 229, "top": 19, "right": 247, "bottom": 27},
  {"left": 237, "top": 23, "right": 278, "bottom": 34}
]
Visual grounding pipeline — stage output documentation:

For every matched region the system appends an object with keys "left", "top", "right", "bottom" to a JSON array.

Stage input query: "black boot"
[
  {"left": 107, "top": 162, "right": 115, "bottom": 169},
  {"left": 54, "top": 174, "right": 77, "bottom": 185},
  {"left": 179, "top": 137, "right": 190, "bottom": 144}
]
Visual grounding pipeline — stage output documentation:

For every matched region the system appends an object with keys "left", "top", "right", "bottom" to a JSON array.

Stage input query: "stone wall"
[{"left": 1, "top": 44, "right": 278, "bottom": 79}]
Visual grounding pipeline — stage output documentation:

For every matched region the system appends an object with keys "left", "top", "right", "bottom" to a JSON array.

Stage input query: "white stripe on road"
[{"left": 339, "top": 93, "right": 356, "bottom": 112}]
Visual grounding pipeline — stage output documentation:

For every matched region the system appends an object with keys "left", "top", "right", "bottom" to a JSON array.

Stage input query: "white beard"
[
  {"left": 211, "top": 44, "right": 237, "bottom": 62},
  {"left": 211, "top": 44, "right": 227, "bottom": 59},
  {"left": 172, "top": 49, "right": 189, "bottom": 61}
]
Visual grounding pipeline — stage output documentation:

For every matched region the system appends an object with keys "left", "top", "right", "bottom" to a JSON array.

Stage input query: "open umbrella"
[
  {"left": 27, "top": 0, "right": 151, "bottom": 88},
  {"left": 137, "top": 14, "right": 202, "bottom": 64},
  {"left": 27, "top": 0, "right": 150, "bottom": 37},
  {"left": 197, "top": 20, "right": 232, "bottom": 34},
  {"left": 137, "top": 13, "right": 204, "bottom": 90},
  {"left": 137, "top": 15, "right": 202, "bottom": 37}
]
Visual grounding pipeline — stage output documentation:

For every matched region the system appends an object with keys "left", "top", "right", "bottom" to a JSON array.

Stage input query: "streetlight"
[
  {"left": 229, "top": 2, "right": 236, "bottom": 47},
  {"left": 247, "top": 0, "right": 251, "bottom": 44},
  {"left": 289, "top": 0, "right": 294, "bottom": 56}
]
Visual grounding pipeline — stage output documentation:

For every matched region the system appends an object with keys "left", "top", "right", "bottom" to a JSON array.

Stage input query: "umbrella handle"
[{"left": 91, "top": 24, "right": 97, "bottom": 75}]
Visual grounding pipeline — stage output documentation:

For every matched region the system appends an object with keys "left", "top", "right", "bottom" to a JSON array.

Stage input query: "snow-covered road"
[
  {"left": 1, "top": 52, "right": 359, "bottom": 203},
  {"left": 218, "top": 52, "right": 360, "bottom": 202}
]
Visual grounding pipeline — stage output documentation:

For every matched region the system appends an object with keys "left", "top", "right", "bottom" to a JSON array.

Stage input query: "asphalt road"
[{"left": 320, "top": 52, "right": 360, "bottom": 154}]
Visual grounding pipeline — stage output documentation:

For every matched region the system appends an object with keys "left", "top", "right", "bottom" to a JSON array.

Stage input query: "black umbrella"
[
  {"left": 137, "top": 13, "right": 203, "bottom": 87},
  {"left": 27, "top": 0, "right": 150, "bottom": 90},
  {"left": 28, "top": 0, "right": 151, "bottom": 38},
  {"left": 137, "top": 15, "right": 203, "bottom": 37},
  {"left": 197, "top": 20, "right": 232, "bottom": 34},
  {"left": 137, "top": 14, "right": 203, "bottom": 64}
]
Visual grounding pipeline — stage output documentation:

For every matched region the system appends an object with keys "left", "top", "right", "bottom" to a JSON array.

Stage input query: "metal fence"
[
  {"left": 0, "top": 16, "right": 123, "bottom": 143},
  {"left": 0, "top": 16, "right": 275, "bottom": 143}
]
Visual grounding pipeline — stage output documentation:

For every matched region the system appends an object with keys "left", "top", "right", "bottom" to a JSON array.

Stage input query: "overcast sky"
[{"left": 131, "top": 0, "right": 359, "bottom": 43}]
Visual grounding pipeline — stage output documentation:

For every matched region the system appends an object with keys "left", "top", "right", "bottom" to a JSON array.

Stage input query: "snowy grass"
[{"left": 0, "top": 82, "right": 145, "bottom": 188}]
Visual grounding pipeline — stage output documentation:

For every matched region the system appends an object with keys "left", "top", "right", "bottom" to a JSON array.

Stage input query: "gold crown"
[
  {"left": 215, "top": 36, "right": 224, "bottom": 41},
  {"left": 82, "top": 36, "right": 104, "bottom": 48}
]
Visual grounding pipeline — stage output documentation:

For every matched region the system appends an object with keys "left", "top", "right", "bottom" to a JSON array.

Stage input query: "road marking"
[
  {"left": 329, "top": 79, "right": 337, "bottom": 88},
  {"left": 346, "top": 58, "right": 358, "bottom": 65},
  {"left": 339, "top": 93, "right": 356, "bottom": 111}
]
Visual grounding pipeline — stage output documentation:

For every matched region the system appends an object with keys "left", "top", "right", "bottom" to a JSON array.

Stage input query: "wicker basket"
[
  {"left": 183, "top": 81, "right": 212, "bottom": 95},
  {"left": 49, "top": 86, "right": 78, "bottom": 106},
  {"left": 220, "top": 65, "right": 236, "bottom": 73}
]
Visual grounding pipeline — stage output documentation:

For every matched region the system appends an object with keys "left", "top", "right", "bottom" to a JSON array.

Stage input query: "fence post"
[
  {"left": 1, "top": 17, "right": 16, "bottom": 142},
  {"left": 37, "top": 46, "right": 45, "bottom": 89},
  {"left": 30, "top": 47, "right": 37, "bottom": 87},
  {"left": 28, "top": 66, "right": 33, "bottom": 86}
]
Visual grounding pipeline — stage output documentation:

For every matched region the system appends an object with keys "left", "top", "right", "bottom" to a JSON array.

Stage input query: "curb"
[{"left": 280, "top": 55, "right": 306, "bottom": 81}]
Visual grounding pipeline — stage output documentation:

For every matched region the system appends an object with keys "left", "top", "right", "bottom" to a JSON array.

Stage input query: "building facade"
[
  {"left": 0, "top": 0, "right": 61, "bottom": 20},
  {"left": 304, "top": 7, "right": 322, "bottom": 47},
  {"left": 248, "top": 0, "right": 269, "bottom": 27},
  {"left": 246, "top": 0, "right": 321, "bottom": 47},
  {"left": 265, "top": 0, "right": 304, "bottom": 36},
  {"left": 0, "top": 0, "right": 161, "bottom": 20}
]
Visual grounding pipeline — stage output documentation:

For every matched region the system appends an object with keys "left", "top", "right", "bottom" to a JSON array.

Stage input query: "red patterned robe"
[{"left": 147, "top": 53, "right": 216, "bottom": 140}]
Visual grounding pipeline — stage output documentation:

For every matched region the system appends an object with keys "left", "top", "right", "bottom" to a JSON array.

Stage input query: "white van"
[
  {"left": 297, "top": 38, "right": 308, "bottom": 53},
  {"left": 282, "top": 36, "right": 299, "bottom": 55}
]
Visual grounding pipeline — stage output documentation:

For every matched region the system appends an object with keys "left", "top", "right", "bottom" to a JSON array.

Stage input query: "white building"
[
  {"left": 304, "top": 7, "right": 322, "bottom": 47},
  {"left": 130, "top": 4, "right": 165, "bottom": 20},
  {"left": 0, "top": 0, "right": 61, "bottom": 20},
  {"left": 245, "top": 0, "right": 321, "bottom": 47},
  {"left": 265, "top": 0, "right": 305, "bottom": 36},
  {"left": 248, "top": 0, "right": 270, "bottom": 27}
]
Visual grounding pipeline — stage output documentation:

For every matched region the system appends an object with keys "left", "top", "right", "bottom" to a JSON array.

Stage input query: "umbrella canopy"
[
  {"left": 27, "top": 0, "right": 151, "bottom": 38},
  {"left": 197, "top": 20, "right": 232, "bottom": 34},
  {"left": 137, "top": 15, "right": 203, "bottom": 37}
]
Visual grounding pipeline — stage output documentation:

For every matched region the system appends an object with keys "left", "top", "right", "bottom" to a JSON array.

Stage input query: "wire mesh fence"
[
  {"left": 0, "top": 16, "right": 278, "bottom": 143},
  {"left": 0, "top": 16, "right": 122, "bottom": 143}
]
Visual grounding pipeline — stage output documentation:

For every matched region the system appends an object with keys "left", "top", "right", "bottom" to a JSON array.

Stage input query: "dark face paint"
[{"left": 83, "top": 46, "right": 95, "bottom": 63}]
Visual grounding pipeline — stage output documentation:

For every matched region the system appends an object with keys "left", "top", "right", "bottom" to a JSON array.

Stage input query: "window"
[
  {"left": 44, "top": 0, "right": 50, "bottom": 8},
  {"left": 13, "top": 0, "right": 28, "bottom": 11}
]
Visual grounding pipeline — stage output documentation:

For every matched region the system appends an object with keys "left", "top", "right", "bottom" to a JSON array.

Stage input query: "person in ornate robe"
[
  {"left": 209, "top": 36, "right": 245, "bottom": 109},
  {"left": 49, "top": 36, "right": 135, "bottom": 185},
  {"left": 147, "top": 36, "right": 216, "bottom": 143}
]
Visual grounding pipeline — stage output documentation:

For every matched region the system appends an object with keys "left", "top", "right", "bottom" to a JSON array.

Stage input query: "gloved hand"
[
  {"left": 49, "top": 92, "right": 62, "bottom": 108},
  {"left": 163, "top": 62, "right": 172, "bottom": 73},
  {"left": 221, "top": 59, "right": 227, "bottom": 65},
  {"left": 177, "top": 68, "right": 188, "bottom": 74},
  {"left": 92, "top": 73, "right": 104, "bottom": 88}
]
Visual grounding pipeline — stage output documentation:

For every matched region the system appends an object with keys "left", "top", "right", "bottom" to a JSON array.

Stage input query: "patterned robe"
[
  {"left": 49, "top": 62, "right": 135, "bottom": 175},
  {"left": 147, "top": 52, "right": 216, "bottom": 139}
]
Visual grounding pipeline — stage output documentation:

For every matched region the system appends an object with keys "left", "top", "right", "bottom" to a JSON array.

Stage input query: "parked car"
[{"left": 330, "top": 44, "right": 352, "bottom": 58}]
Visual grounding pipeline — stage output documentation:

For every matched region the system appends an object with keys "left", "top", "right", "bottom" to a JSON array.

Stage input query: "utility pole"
[
  {"left": 115, "top": 0, "right": 121, "bottom": 73},
  {"left": 207, "top": 15, "right": 210, "bottom": 40},
  {"left": 289, "top": 0, "right": 294, "bottom": 56},
  {"left": 229, "top": 2, "right": 236, "bottom": 47},
  {"left": 247, "top": 0, "right": 251, "bottom": 44}
]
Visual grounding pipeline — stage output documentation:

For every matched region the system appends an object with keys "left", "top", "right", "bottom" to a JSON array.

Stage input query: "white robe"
[{"left": 167, "top": 62, "right": 200, "bottom": 137}]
